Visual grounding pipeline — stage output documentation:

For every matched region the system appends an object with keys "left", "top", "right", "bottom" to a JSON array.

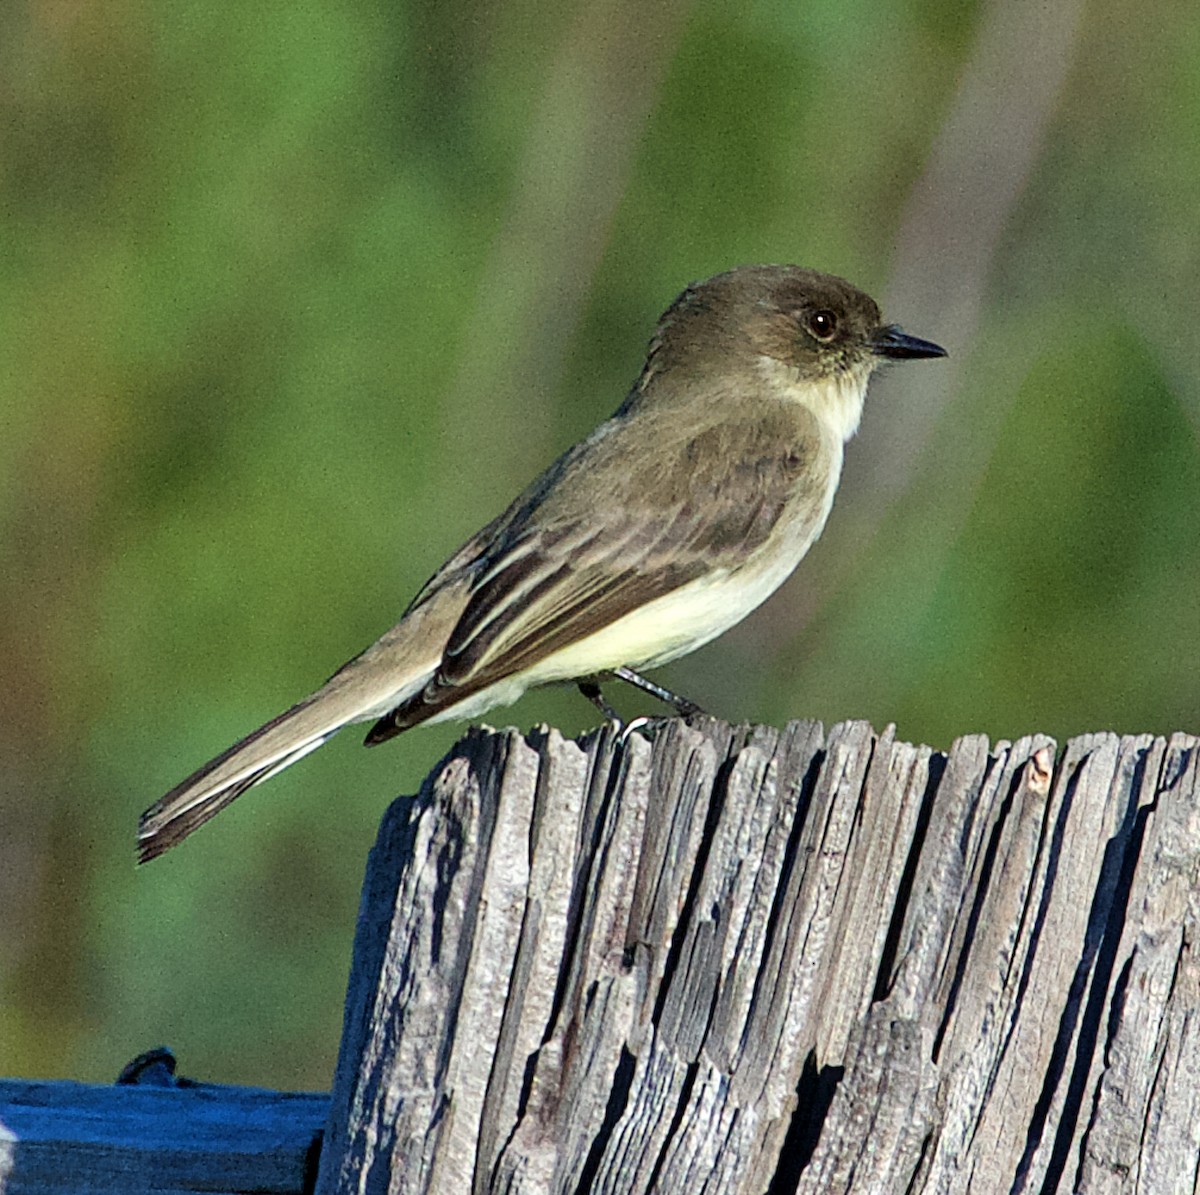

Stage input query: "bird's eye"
[{"left": 809, "top": 310, "right": 838, "bottom": 341}]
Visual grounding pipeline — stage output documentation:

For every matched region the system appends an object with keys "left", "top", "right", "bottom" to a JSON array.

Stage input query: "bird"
[{"left": 138, "top": 265, "right": 946, "bottom": 860}]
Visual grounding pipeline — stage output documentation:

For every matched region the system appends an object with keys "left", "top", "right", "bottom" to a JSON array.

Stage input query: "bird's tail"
[
  {"left": 137, "top": 696, "right": 336, "bottom": 862},
  {"left": 137, "top": 580, "right": 472, "bottom": 862},
  {"left": 137, "top": 660, "right": 432, "bottom": 862}
]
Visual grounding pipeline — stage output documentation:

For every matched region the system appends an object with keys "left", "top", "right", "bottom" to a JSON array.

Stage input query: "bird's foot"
[
  {"left": 577, "top": 679, "right": 626, "bottom": 730},
  {"left": 612, "top": 666, "right": 707, "bottom": 719},
  {"left": 578, "top": 669, "right": 708, "bottom": 741}
]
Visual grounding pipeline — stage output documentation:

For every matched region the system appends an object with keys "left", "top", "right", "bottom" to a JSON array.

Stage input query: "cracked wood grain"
[{"left": 315, "top": 721, "right": 1200, "bottom": 1194}]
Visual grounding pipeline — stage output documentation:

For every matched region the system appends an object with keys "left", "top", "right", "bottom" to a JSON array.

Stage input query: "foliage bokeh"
[{"left": 1, "top": 0, "right": 1197, "bottom": 1088}]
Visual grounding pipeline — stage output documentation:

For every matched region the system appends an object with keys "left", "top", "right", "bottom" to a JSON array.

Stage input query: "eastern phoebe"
[{"left": 138, "top": 265, "right": 945, "bottom": 860}]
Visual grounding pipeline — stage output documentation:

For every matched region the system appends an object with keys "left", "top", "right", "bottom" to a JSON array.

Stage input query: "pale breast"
[{"left": 431, "top": 432, "right": 845, "bottom": 721}]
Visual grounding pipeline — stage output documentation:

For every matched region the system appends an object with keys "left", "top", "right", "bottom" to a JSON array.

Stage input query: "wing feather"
[{"left": 367, "top": 403, "right": 823, "bottom": 740}]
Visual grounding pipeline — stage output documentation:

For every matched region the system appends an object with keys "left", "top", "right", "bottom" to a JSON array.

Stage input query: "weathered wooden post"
[
  {"left": 313, "top": 719, "right": 1200, "bottom": 1193},
  {"left": 0, "top": 719, "right": 1196, "bottom": 1190}
]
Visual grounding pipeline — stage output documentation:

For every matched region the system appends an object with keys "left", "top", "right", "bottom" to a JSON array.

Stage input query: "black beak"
[{"left": 872, "top": 325, "right": 948, "bottom": 360}]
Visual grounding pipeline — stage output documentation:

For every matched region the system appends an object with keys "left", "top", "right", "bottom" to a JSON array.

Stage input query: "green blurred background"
[{"left": 1, "top": 0, "right": 1197, "bottom": 1090}]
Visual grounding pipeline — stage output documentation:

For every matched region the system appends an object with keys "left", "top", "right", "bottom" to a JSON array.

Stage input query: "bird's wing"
[{"left": 367, "top": 410, "right": 818, "bottom": 740}]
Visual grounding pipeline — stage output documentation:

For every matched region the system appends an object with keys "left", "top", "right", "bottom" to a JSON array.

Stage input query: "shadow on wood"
[{"left": 314, "top": 719, "right": 1200, "bottom": 1194}]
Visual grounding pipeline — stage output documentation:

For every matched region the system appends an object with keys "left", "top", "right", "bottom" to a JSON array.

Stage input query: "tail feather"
[
  {"left": 137, "top": 696, "right": 346, "bottom": 862},
  {"left": 138, "top": 662, "right": 435, "bottom": 861},
  {"left": 138, "top": 579, "right": 472, "bottom": 861}
]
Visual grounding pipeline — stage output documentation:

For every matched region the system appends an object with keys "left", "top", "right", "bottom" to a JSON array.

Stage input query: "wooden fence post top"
[{"left": 315, "top": 719, "right": 1200, "bottom": 1194}]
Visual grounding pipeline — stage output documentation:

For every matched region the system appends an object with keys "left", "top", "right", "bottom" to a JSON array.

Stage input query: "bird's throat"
[{"left": 755, "top": 356, "right": 871, "bottom": 443}]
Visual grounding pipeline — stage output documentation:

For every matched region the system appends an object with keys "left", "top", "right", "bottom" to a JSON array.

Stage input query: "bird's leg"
[
  {"left": 612, "top": 666, "right": 707, "bottom": 718},
  {"left": 578, "top": 678, "right": 625, "bottom": 728}
]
